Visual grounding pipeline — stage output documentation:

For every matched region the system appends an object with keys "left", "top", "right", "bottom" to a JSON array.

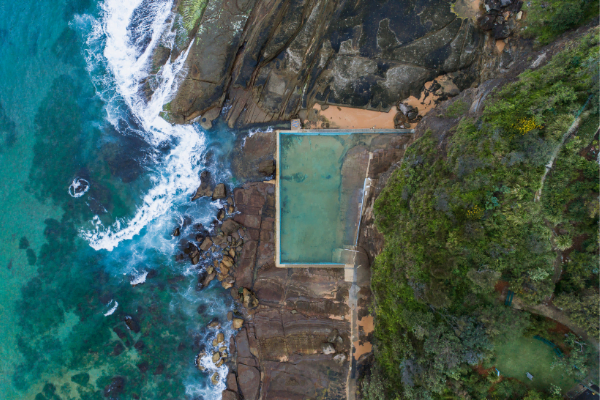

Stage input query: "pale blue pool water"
[{"left": 278, "top": 132, "right": 374, "bottom": 264}]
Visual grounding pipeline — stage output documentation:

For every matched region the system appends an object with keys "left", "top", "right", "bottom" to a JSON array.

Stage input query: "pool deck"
[{"left": 274, "top": 128, "right": 414, "bottom": 400}]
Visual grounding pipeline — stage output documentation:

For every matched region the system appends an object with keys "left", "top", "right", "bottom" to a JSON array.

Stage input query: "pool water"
[{"left": 278, "top": 132, "right": 374, "bottom": 265}]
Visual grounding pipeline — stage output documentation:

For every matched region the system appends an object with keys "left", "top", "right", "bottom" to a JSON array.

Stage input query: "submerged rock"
[
  {"left": 123, "top": 315, "right": 141, "bottom": 333},
  {"left": 103, "top": 377, "right": 125, "bottom": 397}
]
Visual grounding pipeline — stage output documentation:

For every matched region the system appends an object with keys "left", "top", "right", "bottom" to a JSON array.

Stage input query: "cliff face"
[{"left": 161, "top": 0, "right": 484, "bottom": 128}]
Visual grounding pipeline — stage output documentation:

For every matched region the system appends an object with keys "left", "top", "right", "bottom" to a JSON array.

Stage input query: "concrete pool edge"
[{"left": 275, "top": 128, "right": 414, "bottom": 268}]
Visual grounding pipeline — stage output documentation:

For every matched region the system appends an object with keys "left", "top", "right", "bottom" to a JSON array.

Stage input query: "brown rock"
[
  {"left": 221, "top": 219, "right": 240, "bottom": 235},
  {"left": 200, "top": 237, "right": 212, "bottom": 251},
  {"left": 195, "top": 352, "right": 206, "bottom": 370},
  {"left": 192, "top": 171, "right": 214, "bottom": 200},
  {"left": 237, "top": 364, "right": 260, "bottom": 400},
  {"left": 229, "top": 249, "right": 236, "bottom": 258},
  {"left": 202, "top": 272, "right": 216, "bottom": 287},
  {"left": 222, "top": 390, "right": 239, "bottom": 400},
  {"left": 244, "top": 215, "right": 261, "bottom": 229},
  {"left": 217, "top": 332, "right": 225, "bottom": 343},
  {"left": 213, "top": 235, "right": 228, "bottom": 247},
  {"left": 208, "top": 320, "right": 221, "bottom": 329},
  {"left": 226, "top": 371, "right": 238, "bottom": 392},
  {"left": 222, "top": 280, "right": 234, "bottom": 289},
  {"left": 227, "top": 311, "right": 233, "bottom": 321},
  {"left": 258, "top": 159, "right": 275, "bottom": 176},
  {"left": 222, "top": 256, "right": 234, "bottom": 268},
  {"left": 211, "top": 372, "right": 220, "bottom": 386},
  {"left": 213, "top": 183, "right": 226, "bottom": 200},
  {"left": 241, "top": 288, "right": 259, "bottom": 309},
  {"left": 233, "top": 318, "right": 244, "bottom": 329},
  {"left": 212, "top": 352, "right": 220, "bottom": 363},
  {"left": 215, "top": 358, "right": 224, "bottom": 367},
  {"left": 219, "top": 263, "right": 230, "bottom": 275}
]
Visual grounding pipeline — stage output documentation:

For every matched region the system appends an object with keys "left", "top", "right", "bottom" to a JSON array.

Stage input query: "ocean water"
[{"left": 0, "top": 0, "right": 241, "bottom": 398}]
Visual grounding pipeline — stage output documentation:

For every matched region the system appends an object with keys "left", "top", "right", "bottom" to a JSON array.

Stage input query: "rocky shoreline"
[
  {"left": 153, "top": 0, "right": 599, "bottom": 397},
  {"left": 172, "top": 124, "right": 415, "bottom": 398}
]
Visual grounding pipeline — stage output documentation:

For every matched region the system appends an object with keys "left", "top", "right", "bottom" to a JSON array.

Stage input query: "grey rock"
[
  {"left": 321, "top": 342, "right": 336, "bottom": 355},
  {"left": 192, "top": 171, "right": 213, "bottom": 200}
]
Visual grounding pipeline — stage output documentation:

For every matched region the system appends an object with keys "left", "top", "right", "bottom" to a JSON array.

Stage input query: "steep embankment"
[{"left": 366, "top": 26, "right": 599, "bottom": 399}]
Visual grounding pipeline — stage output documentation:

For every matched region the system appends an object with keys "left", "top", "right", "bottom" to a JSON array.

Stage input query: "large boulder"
[
  {"left": 222, "top": 390, "right": 239, "bottom": 400},
  {"left": 213, "top": 183, "right": 227, "bottom": 200},
  {"left": 221, "top": 219, "right": 240, "bottom": 236},
  {"left": 237, "top": 364, "right": 260, "bottom": 400},
  {"left": 192, "top": 171, "right": 213, "bottom": 200}
]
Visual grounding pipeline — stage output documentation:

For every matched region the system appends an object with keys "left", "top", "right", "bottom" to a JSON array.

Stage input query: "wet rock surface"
[
  {"left": 218, "top": 182, "right": 352, "bottom": 399},
  {"left": 159, "top": 0, "right": 485, "bottom": 128}
]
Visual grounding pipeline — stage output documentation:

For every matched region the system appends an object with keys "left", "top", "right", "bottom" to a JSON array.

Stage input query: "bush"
[{"left": 367, "top": 29, "right": 599, "bottom": 399}]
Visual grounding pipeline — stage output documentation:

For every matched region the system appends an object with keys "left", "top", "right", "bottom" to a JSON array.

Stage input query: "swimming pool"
[{"left": 275, "top": 129, "right": 410, "bottom": 267}]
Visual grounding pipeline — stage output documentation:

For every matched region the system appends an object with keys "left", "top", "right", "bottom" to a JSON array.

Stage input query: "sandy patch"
[
  {"left": 304, "top": 104, "right": 398, "bottom": 129},
  {"left": 353, "top": 315, "right": 374, "bottom": 359},
  {"left": 496, "top": 39, "right": 506, "bottom": 53}
]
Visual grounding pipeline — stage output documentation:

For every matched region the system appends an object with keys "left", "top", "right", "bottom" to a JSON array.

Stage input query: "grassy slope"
[{"left": 365, "top": 29, "right": 599, "bottom": 400}]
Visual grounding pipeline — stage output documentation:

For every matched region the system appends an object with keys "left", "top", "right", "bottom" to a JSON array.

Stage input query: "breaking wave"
[{"left": 76, "top": 0, "right": 205, "bottom": 252}]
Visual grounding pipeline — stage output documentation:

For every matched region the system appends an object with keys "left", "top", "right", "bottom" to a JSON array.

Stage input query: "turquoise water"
[
  {"left": 279, "top": 133, "right": 370, "bottom": 264},
  {"left": 0, "top": 0, "right": 238, "bottom": 398}
]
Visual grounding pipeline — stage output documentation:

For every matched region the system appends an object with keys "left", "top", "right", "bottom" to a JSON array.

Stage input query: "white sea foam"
[
  {"left": 243, "top": 125, "right": 273, "bottom": 147},
  {"left": 78, "top": 0, "right": 233, "bottom": 395},
  {"left": 130, "top": 270, "right": 148, "bottom": 285},
  {"left": 79, "top": 0, "right": 205, "bottom": 251},
  {"left": 68, "top": 178, "right": 90, "bottom": 198},
  {"left": 104, "top": 300, "right": 119, "bottom": 316}
]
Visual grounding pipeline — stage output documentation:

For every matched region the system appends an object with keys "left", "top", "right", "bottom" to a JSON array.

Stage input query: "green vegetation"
[
  {"left": 522, "top": 0, "right": 599, "bottom": 46},
  {"left": 494, "top": 337, "right": 573, "bottom": 391},
  {"left": 445, "top": 99, "right": 470, "bottom": 119},
  {"left": 178, "top": 0, "right": 209, "bottom": 32},
  {"left": 365, "top": 29, "right": 599, "bottom": 399}
]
